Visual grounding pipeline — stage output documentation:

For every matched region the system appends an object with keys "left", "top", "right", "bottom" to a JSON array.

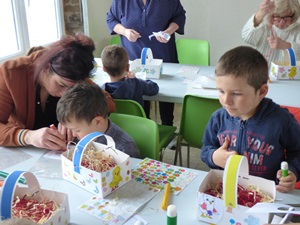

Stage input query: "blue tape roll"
[
  {"left": 0, "top": 171, "right": 25, "bottom": 219},
  {"left": 287, "top": 48, "right": 296, "bottom": 66},
  {"left": 141, "top": 48, "right": 149, "bottom": 65},
  {"left": 73, "top": 132, "right": 103, "bottom": 174}
]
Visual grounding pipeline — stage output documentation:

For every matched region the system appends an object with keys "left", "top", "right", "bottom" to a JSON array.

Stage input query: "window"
[{"left": 0, "top": 0, "right": 64, "bottom": 63}]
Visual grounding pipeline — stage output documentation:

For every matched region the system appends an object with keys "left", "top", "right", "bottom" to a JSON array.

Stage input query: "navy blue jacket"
[
  {"left": 201, "top": 98, "right": 300, "bottom": 182},
  {"left": 102, "top": 77, "right": 159, "bottom": 106},
  {"left": 106, "top": 0, "right": 186, "bottom": 62}
]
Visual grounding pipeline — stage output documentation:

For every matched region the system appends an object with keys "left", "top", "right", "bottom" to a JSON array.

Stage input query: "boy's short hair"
[
  {"left": 101, "top": 45, "right": 129, "bottom": 77},
  {"left": 57, "top": 83, "right": 108, "bottom": 124},
  {"left": 215, "top": 46, "right": 268, "bottom": 91}
]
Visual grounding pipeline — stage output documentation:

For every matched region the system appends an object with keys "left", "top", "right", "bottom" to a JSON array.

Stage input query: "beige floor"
[{"left": 149, "top": 102, "right": 210, "bottom": 172}]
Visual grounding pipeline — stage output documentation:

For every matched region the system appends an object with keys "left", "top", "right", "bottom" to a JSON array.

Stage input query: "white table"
[
  {"left": 1, "top": 146, "right": 300, "bottom": 225},
  {"left": 93, "top": 59, "right": 300, "bottom": 107}
]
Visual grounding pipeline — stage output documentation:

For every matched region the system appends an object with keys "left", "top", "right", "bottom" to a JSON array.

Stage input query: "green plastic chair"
[
  {"left": 109, "top": 35, "right": 121, "bottom": 46},
  {"left": 114, "top": 99, "right": 146, "bottom": 117},
  {"left": 176, "top": 39, "right": 210, "bottom": 66},
  {"left": 174, "top": 95, "right": 222, "bottom": 167},
  {"left": 109, "top": 113, "right": 161, "bottom": 160},
  {"left": 111, "top": 100, "right": 177, "bottom": 160}
]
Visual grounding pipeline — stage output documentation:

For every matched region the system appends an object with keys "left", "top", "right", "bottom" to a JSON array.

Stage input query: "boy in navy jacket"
[
  {"left": 201, "top": 46, "right": 300, "bottom": 193},
  {"left": 101, "top": 45, "right": 159, "bottom": 114}
]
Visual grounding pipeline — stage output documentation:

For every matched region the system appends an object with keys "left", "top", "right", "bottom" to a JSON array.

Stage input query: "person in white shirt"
[{"left": 242, "top": 0, "right": 300, "bottom": 65}]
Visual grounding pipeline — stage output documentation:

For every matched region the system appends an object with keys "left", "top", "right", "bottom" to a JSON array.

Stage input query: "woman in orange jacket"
[{"left": 0, "top": 34, "right": 115, "bottom": 150}]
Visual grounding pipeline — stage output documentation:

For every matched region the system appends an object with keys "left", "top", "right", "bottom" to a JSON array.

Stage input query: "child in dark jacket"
[
  {"left": 101, "top": 45, "right": 159, "bottom": 110},
  {"left": 200, "top": 46, "right": 300, "bottom": 193},
  {"left": 56, "top": 83, "right": 140, "bottom": 158}
]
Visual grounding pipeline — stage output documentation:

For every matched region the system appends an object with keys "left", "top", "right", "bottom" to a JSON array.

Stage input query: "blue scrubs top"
[{"left": 106, "top": 0, "right": 186, "bottom": 63}]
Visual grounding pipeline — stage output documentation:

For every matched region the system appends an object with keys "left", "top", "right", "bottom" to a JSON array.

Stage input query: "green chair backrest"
[
  {"left": 109, "top": 113, "right": 160, "bottom": 160},
  {"left": 109, "top": 35, "right": 121, "bottom": 46},
  {"left": 176, "top": 39, "right": 210, "bottom": 66},
  {"left": 114, "top": 99, "right": 147, "bottom": 117},
  {"left": 179, "top": 95, "right": 221, "bottom": 148}
]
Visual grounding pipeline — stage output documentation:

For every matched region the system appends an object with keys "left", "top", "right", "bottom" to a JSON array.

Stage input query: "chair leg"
[
  {"left": 179, "top": 145, "right": 183, "bottom": 166},
  {"left": 154, "top": 101, "right": 158, "bottom": 121},
  {"left": 187, "top": 146, "right": 190, "bottom": 168},
  {"left": 160, "top": 148, "right": 165, "bottom": 162},
  {"left": 174, "top": 135, "right": 182, "bottom": 166}
]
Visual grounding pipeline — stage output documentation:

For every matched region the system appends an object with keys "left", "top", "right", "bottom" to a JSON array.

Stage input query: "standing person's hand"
[
  {"left": 267, "top": 36, "right": 292, "bottom": 49},
  {"left": 24, "top": 128, "right": 67, "bottom": 150},
  {"left": 254, "top": 0, "right": 275, "bottom": 26},
  {"left": 156, "top": 32, "right": 170, "bottom": 43},
  {"left": 124, "top": 29, "right": 141, "bottom": 42},
  {"left": 258, "top": 0, "right": 275, "bottom": 17},
  {"left": 212, "top": 136, "right": 237, "bottom": 168}
]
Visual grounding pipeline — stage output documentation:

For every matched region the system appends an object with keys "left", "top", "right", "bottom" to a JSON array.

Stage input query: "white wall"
[{"left": 83, "top": 0, "right": 262, "bottom": 65}]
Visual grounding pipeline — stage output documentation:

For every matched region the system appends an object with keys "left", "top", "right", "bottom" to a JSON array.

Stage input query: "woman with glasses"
[
  {"left": 0, "top": 34, "right": 115, "bottom": 150},
  {"left": 242, "top": 0, "right": 300, "bottom": 65}
]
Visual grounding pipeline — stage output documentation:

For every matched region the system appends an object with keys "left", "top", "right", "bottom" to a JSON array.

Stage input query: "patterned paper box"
[
  {"left": 61, "top": 132, "right": 131, "bottom": 198},
  {"left": 0, "top": 171, "right": 70, "bottom": 225},
  {"left": 270, "top": 48, "right": 300, "bottom": 80},
  {"left": 197, "top": 155, "right": 279, "bottom": 225},
  {"left": 130, "top": 48, "right": 163, "bottom": 79}
]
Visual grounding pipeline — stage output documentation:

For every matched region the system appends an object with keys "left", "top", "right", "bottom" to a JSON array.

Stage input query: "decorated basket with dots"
[{"left": 61, "top": 132, "right": 131, "bottom": 198}]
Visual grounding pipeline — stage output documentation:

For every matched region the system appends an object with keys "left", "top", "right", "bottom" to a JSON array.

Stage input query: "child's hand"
[
  {"left": 212, "top": 136, "right": 237, "bottom": 168},
  {"left": 125, "top": 71, "right": 135, "bottom": 79},
  {"left": 276, "top": 169, "right": 296, "bottom": 193}
]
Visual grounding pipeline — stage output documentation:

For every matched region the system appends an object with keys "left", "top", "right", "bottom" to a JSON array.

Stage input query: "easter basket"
[
  {"left": 197, "top": 155, "right": 286, "bottom": 224},
  {"left": 130, "top": 47, "right": 163, "bottom": 79},
  {"left": 270, "top": 48, "right": 300, "bottom": 80},
  {"left": 0, "top": 171, "right": 70, "bottom": 224},
  {"left": 61, "top": 132, "right": 131, "bottom": 198}
]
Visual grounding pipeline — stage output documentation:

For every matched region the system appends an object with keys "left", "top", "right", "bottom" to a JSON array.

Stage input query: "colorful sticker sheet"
[
  {"left": 79, "top": 179, "right": 159, "bottom": 225},
  {"left": 132, "top": 158, "right": 199, "bottom": 195}
]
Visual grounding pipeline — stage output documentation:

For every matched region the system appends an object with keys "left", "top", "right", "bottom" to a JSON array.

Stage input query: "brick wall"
[{"left": 63, "top": 0, "right": 84, "bottom": 35}]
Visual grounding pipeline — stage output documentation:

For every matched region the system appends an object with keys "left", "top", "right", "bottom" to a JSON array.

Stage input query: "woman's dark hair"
[{"left": 34, "top": 34, "right": 96, "bottom": 82}]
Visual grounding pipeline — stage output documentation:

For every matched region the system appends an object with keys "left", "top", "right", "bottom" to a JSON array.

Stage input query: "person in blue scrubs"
[{"left": 106, "top": 0, "right": 186, "bottom": 126}]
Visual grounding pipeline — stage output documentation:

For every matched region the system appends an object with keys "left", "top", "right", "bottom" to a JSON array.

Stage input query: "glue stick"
[
  {"left": 167, "top": 205, "right": 177, "bottom": 225},
  {"left": 281, "top": 161, "right": 288, "bottom": 177}
]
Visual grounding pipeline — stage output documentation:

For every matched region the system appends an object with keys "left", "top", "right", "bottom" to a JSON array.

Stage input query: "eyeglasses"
[{"left": 273, "top": 15, "right": 294, "bottom": 22}]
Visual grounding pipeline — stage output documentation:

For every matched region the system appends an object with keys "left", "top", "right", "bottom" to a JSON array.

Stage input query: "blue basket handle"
[
  {"left": 141, "top": 48, "right": 153, "bottom": 65},
  {"left": 286, "top": 48, "right": 296, "bottom": 66},
  {"left": 73, "top": 132, "right": 104, "bottom": 174},
  {"left": 0, "top": 171, "right": 40, "bottom": 220}
]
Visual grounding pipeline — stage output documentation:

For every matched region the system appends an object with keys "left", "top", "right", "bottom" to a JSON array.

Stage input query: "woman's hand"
[
  {"left": 58, "top": 123, "right": 74, "bottom": 143},
  {"left": 212, "top": 136, "right": 237, "bottom": 168},
  {"left": 267, "top": 36, "right": 292, "bottom": 49},
  {"left": 254, "top": 0, "right": 275, "bottom": 26},
  {"left": 124, "top": 29, "right": 141, "bottom": 42},
  {"left": 24, "top": 128, "right": 67, "bottom": 151},
  {"left": 276, "top": 169, "right": 296, "bottom": 193},
  {"left": 258, "top": 0, "right": 275, "bottom": 17},
  {"left": 155, "top": 32, "right": 170, "bottom": 43}
]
